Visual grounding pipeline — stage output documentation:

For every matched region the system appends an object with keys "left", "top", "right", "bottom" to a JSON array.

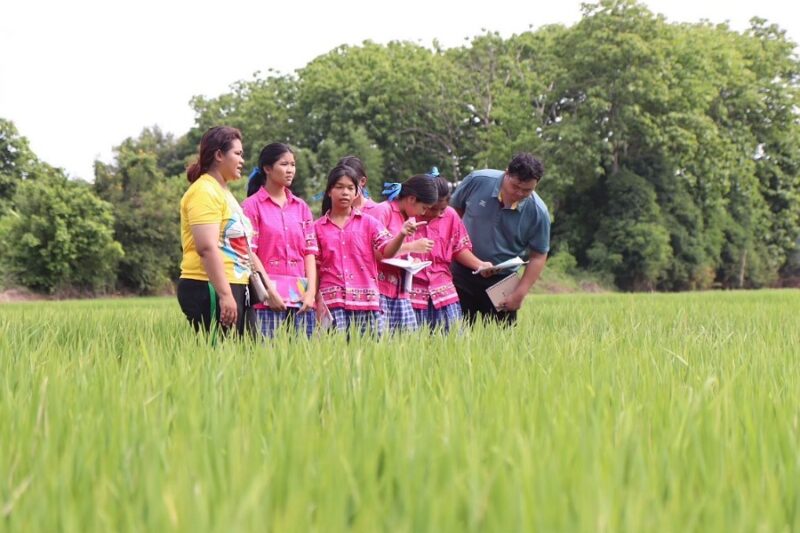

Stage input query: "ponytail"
[
  {"left": 186, "top": 162, "right": 203, "bottom": 184},
  {"left": 246, "top": 167, "right": 265, "bottom": 197}
]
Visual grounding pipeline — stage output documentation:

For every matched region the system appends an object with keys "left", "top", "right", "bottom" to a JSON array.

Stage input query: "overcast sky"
[{"left": 1, "top": 0, "right": 798, "bottom": 181}]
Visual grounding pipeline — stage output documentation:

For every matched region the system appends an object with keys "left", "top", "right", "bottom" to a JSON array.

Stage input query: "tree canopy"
[{"left": 2, "top": 0, "right": 798, "bottom": 293}]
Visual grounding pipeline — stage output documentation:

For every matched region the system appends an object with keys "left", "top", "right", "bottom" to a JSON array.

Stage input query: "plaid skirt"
[
  {"left": 328, "top": 307, "right": 385, "bottom": 337},
  {"left": 414, "top": 300, "right": 463, "bottom": 333},
  {"left": 254, "top": 308, "right": 316, "bottom": 338},
  {"left": 379, "top": 295, "right": 419, "bottom": 333}
]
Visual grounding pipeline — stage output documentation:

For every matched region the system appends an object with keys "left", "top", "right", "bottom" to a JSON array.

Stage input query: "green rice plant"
[{"left": 1, "top": 290, "right": 799, "bottom": 532}]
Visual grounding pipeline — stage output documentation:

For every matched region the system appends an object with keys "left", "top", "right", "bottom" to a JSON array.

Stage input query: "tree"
[
  {"left": 1, "top": 170, "right": 122, "bottom": 293},
  {"left": 94, "top": 127, "right": 184, "bottom": 293}
]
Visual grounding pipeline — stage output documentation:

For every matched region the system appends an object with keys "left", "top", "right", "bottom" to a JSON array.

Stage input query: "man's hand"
[{"left": 499, "top": 287, "right": 526, "bottom": 311}]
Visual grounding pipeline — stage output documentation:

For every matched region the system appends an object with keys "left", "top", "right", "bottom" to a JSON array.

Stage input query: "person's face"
[
  {"left": 329, "top": 176, "right": 358, "bottom": 209},
  {"left": 217, "top": 139, "right": 244, "bottom": 182},
  {"left": 423, "top": 197, "right": 449, "bottom": 220},
  {"left": 501, "top": 172, "right": 537, "bottom": 204},
  {"left": 404, "top": 197, "right": 433, "bottom": 218},
  {"left": 265, "top": 151, "right": 296, "bottom": 188}
]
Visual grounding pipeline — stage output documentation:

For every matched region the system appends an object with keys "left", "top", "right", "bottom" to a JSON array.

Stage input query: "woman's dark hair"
[
  {"left": 392, "top": 174, "right": 438, "bottom": 205},
  {"left": 247, "top": 142, "right": 294, "bottom": 197},
  {"left": 321, "top": 165, "right": 360, "bottom": 214},
  {"left": 186, "top": 126, "right": 242, "bottom": 183},
  {"left": 337, "top": 155, "right": 367, "bottom": 180},
  {"left": 433, "top": 176, "right": 451, "bottom": 201}
]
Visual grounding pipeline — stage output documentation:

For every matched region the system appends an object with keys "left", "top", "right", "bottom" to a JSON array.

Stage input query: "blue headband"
[
  {"left": 426, "top": 166, "right": 440, "bottom": 178},
  {"left": 382, "top": 182, "right": 402, "bottom": 201}
]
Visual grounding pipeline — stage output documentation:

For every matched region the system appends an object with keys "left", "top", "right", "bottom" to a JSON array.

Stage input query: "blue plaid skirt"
[
  {"left": 255, "top": 308, "right": 316, "bottom": 338},
  {"left": 380, "top": 295, "right": 418, "bottom": 333},
  {"left": 328, "top": 307, "right": 385, "bottom": 337},
  {"left": 414, "top": 300, "right": 463, "bottom": 333}
]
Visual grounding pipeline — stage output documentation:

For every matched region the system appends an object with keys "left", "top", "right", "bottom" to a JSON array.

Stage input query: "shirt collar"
[
  {"left": 494, "top": 175, "right": 520, "bottom": 210},
  {"left": 255, "top": 186, "right": 298, "bottom": 206},
  {"left": 321, "top": 208, "right": 362, "bottom": 225},
  {"left": 389, "top": 200, "right": 402, "bottom": 214}
]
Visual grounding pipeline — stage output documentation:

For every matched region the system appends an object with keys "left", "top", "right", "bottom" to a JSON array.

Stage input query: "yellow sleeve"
[{"left": 186, "top": 182, "right": 223, "bottom": 225}]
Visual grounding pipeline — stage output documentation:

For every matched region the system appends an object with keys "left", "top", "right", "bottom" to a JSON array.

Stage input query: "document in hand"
[
  {"left": 271, "top": 275, "right": 309, "bottom": 307},
  {"left": 315, "top": 293, "right": 334, "bottom": 331},
  {"left": 485, "top": 273, "right": 521, "bottom": 311},
  {"left": 472, "top": 256, "right": 528, "bottom": 274},
  {"left": 381, "top": 257, "right": 432, "bottom": 292}
]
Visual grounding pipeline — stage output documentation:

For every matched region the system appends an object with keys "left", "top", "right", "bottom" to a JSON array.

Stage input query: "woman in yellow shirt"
[{"left": 177, "top": 126, "right": 276, "bottom": 336}]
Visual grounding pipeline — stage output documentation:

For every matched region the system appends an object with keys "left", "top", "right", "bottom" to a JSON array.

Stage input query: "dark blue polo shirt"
[{"left": 450, "top": 169, "right": 550, "bottom": 267}]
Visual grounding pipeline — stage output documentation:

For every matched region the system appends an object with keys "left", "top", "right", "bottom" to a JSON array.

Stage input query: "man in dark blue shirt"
[{"left": 449, "top": 153, "right": 550, "bottom": 324}]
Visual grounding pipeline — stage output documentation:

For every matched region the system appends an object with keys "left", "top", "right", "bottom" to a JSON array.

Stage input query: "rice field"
[{"left": 1, "top": 290, "right": 799, "bottom": 532}]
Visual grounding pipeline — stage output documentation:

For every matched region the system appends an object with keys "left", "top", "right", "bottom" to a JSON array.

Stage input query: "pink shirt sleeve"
[
  {"left": 241, "top": 197, "right": 260, "bottom": 250},
  {"left": 366, "top": 214, "right": 393, "bottom": 254},
  {"left": 449, "top": 209, "right": 472, "bottom": 256},
  {"left": 301, "top": 203, "right": 319, "bottom": 256}
]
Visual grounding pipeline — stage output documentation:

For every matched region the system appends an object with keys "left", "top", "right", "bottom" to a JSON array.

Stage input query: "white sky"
[{"left": 1, "top": 0, "right": 798, "bottom": 181}]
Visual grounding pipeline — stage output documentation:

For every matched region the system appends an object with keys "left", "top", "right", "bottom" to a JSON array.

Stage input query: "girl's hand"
[
  {"left": 401, "top": 219, "right": 426, "bottom": 236},
  {"left": 266, "top": 281, "right": 287, "bottom": 311},
  {"left": 298, "top": 291, "right": 316, "bottom": 313},
  {"left": 477, "top": 261, "right": 498, "bottom": 278},
  {"left": 409, "top": 238, "right": 434, "bottom": 253}
]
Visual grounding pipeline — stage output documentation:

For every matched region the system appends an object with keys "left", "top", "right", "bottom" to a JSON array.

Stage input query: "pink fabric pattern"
[
  {"left": 242, "top": 188, "right": 318, "bottom": 309},
  {"left": 409, "top": 207, "right": 472, "bottom": 309},
  {"left": 314, "top": 209, "right": 393, "bottom": 311},
  {"left": 371, "top": 201, "right": 410, "bottom": 299}
]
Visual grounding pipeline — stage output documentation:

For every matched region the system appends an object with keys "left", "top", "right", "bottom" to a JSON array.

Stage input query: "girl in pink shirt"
[
  {"left": 372, "top": 175, "right": 439, "bottom": 332},
  {"left": 242, "top": 143, "right": 318, "bottom": 338},
  {"left": 315, "top": 164, "right": 420, "bottom": 336},
  {"left": 410, "top": 173, "right": 492, "bottom": 332},
  {"left": 337, "top": 155, "right": 379, "bottom": 215}
]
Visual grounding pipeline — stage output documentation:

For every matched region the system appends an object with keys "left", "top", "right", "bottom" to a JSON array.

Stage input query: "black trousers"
[
  {"left": 452, "top": 265, "right": 517, "bottom": 326},
  {"left": 177, "top": 278, "right": 248, "bottom": 337}
]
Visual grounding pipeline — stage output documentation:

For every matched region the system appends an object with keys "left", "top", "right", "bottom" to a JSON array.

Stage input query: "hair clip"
[{"left": 382, "top": 182, "right": 402, "bottom": 201}]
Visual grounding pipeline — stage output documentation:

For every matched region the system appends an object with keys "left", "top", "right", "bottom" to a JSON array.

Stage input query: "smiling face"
[
  {"left": 265, "top": 151, "right": 296, "bottom": 188},
  {"left": 217, "top": 139, "right": 244, "bottom": 182}
]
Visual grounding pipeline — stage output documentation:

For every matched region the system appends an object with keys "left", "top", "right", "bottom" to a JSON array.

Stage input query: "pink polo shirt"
[
  {"left": 410, "top": 207, "right": 472, "bottom": 309},
  {"left": 314, "top": 209, "right": 393, "bottom": 311},
  {"left": 242, "top": 187, "right": 318, "bottom": 309},
  {"left": 371, "top": 200, "right": 413, "bottom": 299},
  {"left": 359, "top": 197, "right": 379, "bottom": 216}
]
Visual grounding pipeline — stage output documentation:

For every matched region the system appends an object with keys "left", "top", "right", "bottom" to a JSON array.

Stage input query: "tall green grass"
[{"left": 1, "top": 291, "right": 799, "bottom": 532}]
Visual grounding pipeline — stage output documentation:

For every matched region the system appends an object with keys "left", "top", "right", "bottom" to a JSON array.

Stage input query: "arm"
[
  {"left": 191, "top": 224, "right": 238, "bottom": 327},
  {"left": 502, "top": 250, "right": 547, "bottom": 311},
  {"left": 376, "top": 219, "right": 420, "bottom": 259},
  {"left": 399, "top": 238, "right": 434, "bottom": 254},
  {"left": 298, "top": 254, "right": 317, "bottom": 313},
  {"left": 454, "top": 248, "right": 492, "bottom": 272},
  {"left": 250, "top": 251, "right": 286, "bottom": 311}
]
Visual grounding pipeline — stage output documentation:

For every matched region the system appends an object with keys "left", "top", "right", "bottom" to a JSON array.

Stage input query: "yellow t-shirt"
[{"left": 180, "top": 174, "right": 252, "bottom": 284}]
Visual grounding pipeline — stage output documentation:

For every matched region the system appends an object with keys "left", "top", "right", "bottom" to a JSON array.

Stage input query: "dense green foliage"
[
  {"left": 2, "top": 0, "right": 799, "bottom": 294},
  {"left": 1, "top": 292, "right": 799, "bottom": 531}
]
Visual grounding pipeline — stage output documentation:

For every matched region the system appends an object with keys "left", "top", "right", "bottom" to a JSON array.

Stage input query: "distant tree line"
[{"left": 2, "top": 0, "right": 799, "bottom": 294}]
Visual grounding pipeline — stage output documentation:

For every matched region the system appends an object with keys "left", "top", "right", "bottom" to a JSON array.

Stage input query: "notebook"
[{"left": 485, "top": 273, "right": 521, "bottom": 311}]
